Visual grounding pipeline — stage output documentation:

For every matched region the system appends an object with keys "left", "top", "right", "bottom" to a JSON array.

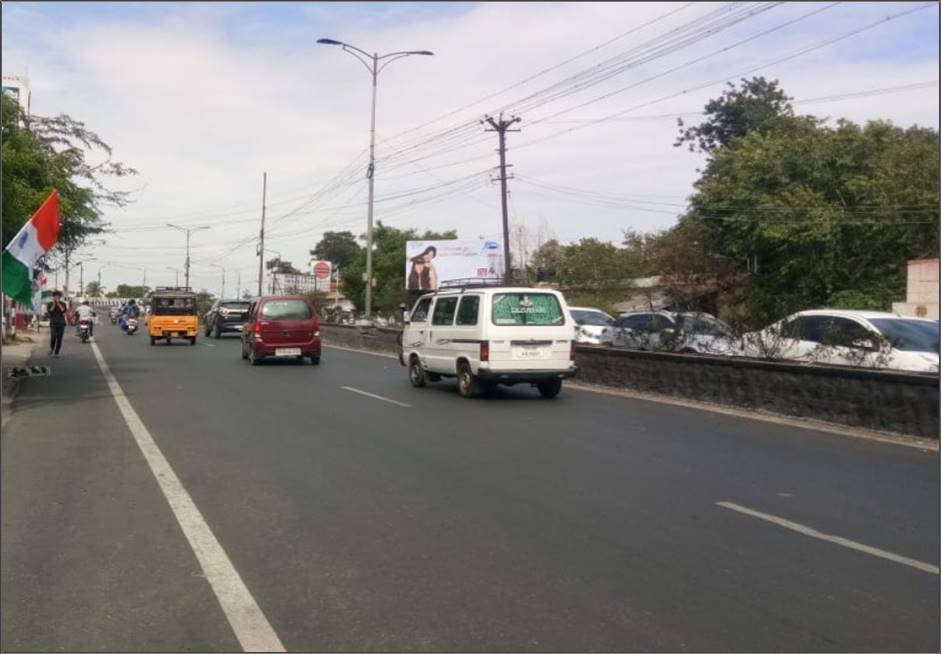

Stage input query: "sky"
[{"left": 2, "top": 1, "right": 939, "bottom": 296}]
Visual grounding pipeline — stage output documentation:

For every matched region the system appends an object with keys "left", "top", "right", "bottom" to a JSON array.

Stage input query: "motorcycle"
[
  {"left": 78, "top": 319, "right": 92, "bottom": 343},
  {"left": 125, "top": 317, "right": 138, "bottom": 335},
  {"left": 110, "top": 308, "right": 120, "bottom": 324}
]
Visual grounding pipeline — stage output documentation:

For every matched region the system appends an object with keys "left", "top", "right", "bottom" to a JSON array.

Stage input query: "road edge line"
[
  {"left": 716, "top": 501, "right": 940, "bottom": 575},
  {"left": 89, "top": 341, "right": 286, "bottom": 652}
]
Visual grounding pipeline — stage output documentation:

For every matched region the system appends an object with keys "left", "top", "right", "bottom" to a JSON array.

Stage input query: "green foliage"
[
  {"left": 114, "top": 284, "right": 150, "bottom": 298},
  {"left": 195, "top": 289, "right": 216, "bottom": 316},
  {"left": 675, "top": 76, "right": 798, "bottom": 154},
  {"left": 341, "top": 223, "right": 457, "bottom": 312},
  {"left": 265, "top": 257, "right": 301, "bottom": 274},
  {"left": 558, "top": 238, "right": 639, "bottom": 289},
  {"left": 84, "top": 281, "right": 104, "bottom": 298},
  {"left": 684, "top": 118, "right": 939, "bottom": 327},
  {"left": 1, "top": 93, "right": 136, "bottom": 251},
  {"left": 303, "top": 291, "right": 330, "bottom": 314},
  {"left": 310, "top": 231, "right": 362, "bottom": 270},
  {"left": 531, "top": 239, "right": 562, "bottom": 282}
]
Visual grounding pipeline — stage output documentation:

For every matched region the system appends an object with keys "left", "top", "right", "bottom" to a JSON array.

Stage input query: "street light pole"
[
  {"left": 167, "top": 224, "right": 210, "bottom": 289},
  {"left": 166, "top": 267, "right": 180, "bottom": 287},
  {"left": 317, "top": 38, "right": 433, "bottom": 319},
  {"left": 210, "top": 264, "right": 225, "bottom": 299}
]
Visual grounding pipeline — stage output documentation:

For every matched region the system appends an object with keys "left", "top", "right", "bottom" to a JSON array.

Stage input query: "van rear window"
[
  {"left": 262, "top": 300, "right": 311, "bottom": 320},
  {"left": 492, "top": 293, "right": 565, "bottom": 326}
]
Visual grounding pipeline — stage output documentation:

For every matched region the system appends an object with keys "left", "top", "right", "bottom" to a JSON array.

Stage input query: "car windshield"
[
  {"left": 262, "top": 299, "right": 311, "bottom": 320},
  {"left": 677, "top": 313, "right": 735, "bottom": 337},
  {"left": 869, "top": 319, "right": 939, "bottom": 352},
  {"left": 492, "top": 293, "right": 565, "bottom": 326},
  {"left": 221, "top": 302, "right": 250, "bottom": 311},
  {"left": 153, "top": 296, "right": 196, "bottom": 315},
  {"left": 571, "top": 310, "right": 613, "bottom": 326}
]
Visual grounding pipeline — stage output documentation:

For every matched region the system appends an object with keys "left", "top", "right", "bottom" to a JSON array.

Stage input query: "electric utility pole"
[
  {"left": 483, "top": 113, "right": 521, "bottom": 283},
  {"left": 167, "top": 224, "right": 210, "bottom": 289},
  {"left": 258, "top": 172, "right": 267, "bottom": 296}
]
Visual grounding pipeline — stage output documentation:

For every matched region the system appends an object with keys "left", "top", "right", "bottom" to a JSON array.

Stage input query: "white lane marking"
[
  {"left": 202, "top": 342, "right": 216, "bottom": 347},
  {"left": 341, "top": 385, "right": 412, "bottom": 408},
  {"left": 716, "top": 501, "right": 939, "bottom": 576},
  {"left": 90, "top": 342, "right": 285, "bottom": 651},
  {"left": 324, "top": 343, "right": 398, "bottom": 360}
]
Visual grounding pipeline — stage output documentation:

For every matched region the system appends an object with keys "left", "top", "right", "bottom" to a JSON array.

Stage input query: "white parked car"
[
  {"left": 569, "top": 306, "right": 615, "bottom": 345},
  {"left": 400, "top": 285, "right": 577, "bottom": 398},
  {"left": 742, "top": 310, "right": 939, "bottom": 373},
  {"left": 612, "top": 310, "right": 742, "bottom": 355}
]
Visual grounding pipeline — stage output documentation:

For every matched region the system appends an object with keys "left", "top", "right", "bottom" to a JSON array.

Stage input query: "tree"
[
  {"left": 683, "top": 117, "right": 939, "bottom": 327},
  {"left": 558, "top": 238, "right": 639, "bottom": 288},
  {"left": 195, "top": 289, "right": 216, "bottom": 316},
  {"left": 265, "top": 257, "right": 301, "bottom": 274},
  {"left": 84, "top": 280, "right": 104, "bottom": 298},
  {"left": 1, "top": 93, "right": 137, "bottom": 251},
  {"left": 531, "top": 239, "right": 562, "bottom": 283},
  {"left": 674, "top": 76, "right": 798, "bottom": 154},
  {"left": 310, "top": 231, "right": 361, "bottom": 270},
  {"left": 114, "top": 283, "right": 150, "bottom": 298}
]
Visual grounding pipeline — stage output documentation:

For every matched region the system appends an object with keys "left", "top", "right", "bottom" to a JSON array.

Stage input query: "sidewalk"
[{"left": 2, "top": 328, "right": 42, "bottom": 412}]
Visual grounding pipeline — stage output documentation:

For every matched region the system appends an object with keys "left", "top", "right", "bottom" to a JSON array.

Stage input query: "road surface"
[{"left": 2, "top": 323, "right": 938, "bottom": 651}]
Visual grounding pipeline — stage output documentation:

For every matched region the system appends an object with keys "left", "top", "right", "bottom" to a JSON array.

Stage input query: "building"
[
  {"left": 892, "top": 258, "right": 939, "bottom": 320},
  {"left": 1, "top": 74, "right": 31, "bottom": 115}
]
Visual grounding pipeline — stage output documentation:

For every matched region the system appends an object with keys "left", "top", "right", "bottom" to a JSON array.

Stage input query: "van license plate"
[
  {"left": 275, "top": 348, "right": 302, "bottom": 357},
  {"left": 513, "top": 346, "right": 548, "bottom": 360}
]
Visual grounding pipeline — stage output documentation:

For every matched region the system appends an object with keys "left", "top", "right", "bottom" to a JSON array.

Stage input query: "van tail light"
[
  {"left": 479, "top": 341, "right": 490, "bottom": 362},
  {"left": 570, "top": 340, "right": 576, "bottom": 361}
]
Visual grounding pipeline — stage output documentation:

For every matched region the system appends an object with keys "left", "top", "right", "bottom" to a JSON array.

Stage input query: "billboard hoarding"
[{"left": 405, "top": 239, "right": 504, "bottom": 290}]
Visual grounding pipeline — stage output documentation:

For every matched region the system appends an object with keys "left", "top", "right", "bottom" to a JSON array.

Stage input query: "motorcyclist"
[
  {"left": 118, "top": 299, "right": 140, "bottom": 331},
  {"left": 74, "top": 300, "right": 96, "bottom": 340}
]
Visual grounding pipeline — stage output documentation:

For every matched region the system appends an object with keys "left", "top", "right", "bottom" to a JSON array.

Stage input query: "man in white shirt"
[{"left": 74, "top": 300, "right": 96, "bottom": 341}]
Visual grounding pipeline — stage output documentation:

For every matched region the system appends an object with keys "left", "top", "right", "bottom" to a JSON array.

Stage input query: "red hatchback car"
[{"left": 241, "top": 295, "right": 322, "bottom": 365}]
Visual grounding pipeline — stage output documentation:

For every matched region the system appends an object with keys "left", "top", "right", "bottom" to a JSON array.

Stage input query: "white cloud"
[{"left": 2, "top": 1, "right": 937, "bottom": 294}]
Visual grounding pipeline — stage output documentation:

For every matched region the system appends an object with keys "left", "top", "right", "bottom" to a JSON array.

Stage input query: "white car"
[
  {"left": 400, "top": 285, "right": 577, "bottom": 398},
  {"left": 569, "top": 306, "right": 615, "bottom": 345},
  {"left": 612, "top": 311, "right": 742, "bottom": 355},
  {"left": 742, "top": 310, "right": 939, "bottom": 373}
]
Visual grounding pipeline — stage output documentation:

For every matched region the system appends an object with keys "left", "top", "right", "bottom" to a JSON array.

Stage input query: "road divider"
[
  {"left": 716, "top": 501, "right": 939, "bottom": 575},
  {"left": 89, "top": 341, "right": 286, "bottom": 652}
]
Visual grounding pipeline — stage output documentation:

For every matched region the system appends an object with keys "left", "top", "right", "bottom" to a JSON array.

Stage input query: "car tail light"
[
  {"left": 570, "top": 340, "right": 576, "bottom": 361},
  {"left": 253, "top": 321, "right": 262, "bottom": 340},
  {"left": 479, "top": 341, "right": 490, "bottom": 362}
]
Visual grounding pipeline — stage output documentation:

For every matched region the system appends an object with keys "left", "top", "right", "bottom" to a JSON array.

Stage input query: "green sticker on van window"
[{"left": 492, "top": 293, "right": 564, "bottom": 326}]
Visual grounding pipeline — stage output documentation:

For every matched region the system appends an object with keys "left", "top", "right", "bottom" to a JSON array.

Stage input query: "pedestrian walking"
[{"left": 47, "top": 291, "right": 67, "bottom": 357}]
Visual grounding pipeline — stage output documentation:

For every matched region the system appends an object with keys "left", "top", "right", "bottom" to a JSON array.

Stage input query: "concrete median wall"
[{"left": 322, "top": 324, "right": 939, "bottom": 439}]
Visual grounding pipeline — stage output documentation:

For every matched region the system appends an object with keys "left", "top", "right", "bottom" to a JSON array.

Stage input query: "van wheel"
[
  {"left": 408, "top": 357, "right": 426, "bottom": 387},
  {"left": 456, "top": 363, "right": 481, "bottom": 398},
  {"left": 536, "top": 378, "right": 562, "bottom": 398}
]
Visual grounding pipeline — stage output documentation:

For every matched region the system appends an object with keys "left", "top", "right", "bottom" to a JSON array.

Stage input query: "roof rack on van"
[{"left": 437, "top": 278, "right": 520, "bottom": 291}]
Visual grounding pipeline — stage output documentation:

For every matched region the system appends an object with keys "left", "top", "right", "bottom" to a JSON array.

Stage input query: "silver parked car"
[
  {"left": 569, "top": 306, "right": 615, "bottom": 345},
  {"left": 612, "top": 311, "right": 742, "bottom": 355}
]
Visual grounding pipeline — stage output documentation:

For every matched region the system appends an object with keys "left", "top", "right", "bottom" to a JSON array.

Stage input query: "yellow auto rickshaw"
[{"left": 148, "top": 287, "right": 199, "bottom": 345}]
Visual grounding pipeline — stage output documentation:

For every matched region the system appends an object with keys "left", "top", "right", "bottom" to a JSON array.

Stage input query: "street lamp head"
[
  {"left": 411, "top": 50, "right": 434, "bottom": 56},
  {"left": 317, "top": 38, "right": 343, "bottom": 45}
]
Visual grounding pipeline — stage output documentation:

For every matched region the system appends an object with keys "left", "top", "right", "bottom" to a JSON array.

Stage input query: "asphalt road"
[{"left": 2, "top": 322, "right": 938, "bottom": 652}]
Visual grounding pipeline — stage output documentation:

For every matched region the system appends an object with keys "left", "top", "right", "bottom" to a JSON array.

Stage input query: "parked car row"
[{"left": 569, "top": 305, "right": 938, "bottom": 373}]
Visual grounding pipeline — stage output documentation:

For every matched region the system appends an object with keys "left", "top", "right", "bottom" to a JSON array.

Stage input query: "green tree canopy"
[
  {"left": 265, "top": 257, "right": 301, "bottom": 274},
  {"left": 1, "top": 93, "right": 137, "bottom": 251},
  {"left": 310, "top": 231, "right": 362, "bottom": 270}
]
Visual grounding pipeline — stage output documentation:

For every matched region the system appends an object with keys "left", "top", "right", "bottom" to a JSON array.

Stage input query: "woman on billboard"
[{"left": 407, "top": 246, "right": 438, "bottom": 290}]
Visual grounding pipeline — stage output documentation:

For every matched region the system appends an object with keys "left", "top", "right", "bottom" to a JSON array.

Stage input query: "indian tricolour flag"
[{"left": 2, "top": 190, "right": 60, "bottom": 309}]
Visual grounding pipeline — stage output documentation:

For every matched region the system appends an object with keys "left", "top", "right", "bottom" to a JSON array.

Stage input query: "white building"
[
  {"left": 1, "top": 74, "right": 31, "bottom": 115},
  {"left": 892, "top": 258, "right": 939, "bottom": 320}
]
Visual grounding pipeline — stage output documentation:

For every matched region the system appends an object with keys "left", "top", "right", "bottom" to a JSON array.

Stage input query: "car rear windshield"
[
  {"left": 153, "top": 297, "right": 197, "bottom": 315},
  {"left": 571, "top": 309, "right": 613, "bottom": 326},
  {"left": 221, "top": 302, "right": 250, "bottom": 311},
  {"left": 869, "top": 319, "right": 939, "bottom": 352},
  {"left": 492, "top": 293, "right": 565, "bottom": 326},
  {"left": 261, "top": 299, "right": 311, "bottom": 320}
]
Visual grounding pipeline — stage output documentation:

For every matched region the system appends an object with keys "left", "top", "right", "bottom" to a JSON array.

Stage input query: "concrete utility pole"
[
  {"left": 317, "top": 38, "right": 433, "bottom": 319},
  {"left": 167, "top": 224, "right": 210, "bottom": 289},
  {"left": 257, "top": 171, "right": 267, "bottom": 296},
  {"left": 210, "top": 263, "right": 225, "bottom": 299},
  {"left": 483, "top": 113, "right": 521, "bottom": 283}
]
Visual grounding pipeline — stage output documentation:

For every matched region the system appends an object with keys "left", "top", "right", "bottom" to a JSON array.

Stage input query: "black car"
[{"left": 204, "top": 299, "right": 251, "bottom": 338}]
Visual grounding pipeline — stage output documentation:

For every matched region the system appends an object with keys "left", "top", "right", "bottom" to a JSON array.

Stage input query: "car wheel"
[
  {"left": 150, "top": 336, "right": 156, "bottom": 346},
  {"left": 456, "top": 363, "right": 481, "bottom": 398},
  {"left": 408, "top": 357, "right": 426, "bottom": 388},
  {"left": 309, "top": 355, "right": 320, "bottom": 366},
  {"left": 241, "top": 340, "right": 248, "bottom": 360},
  {"left": 204, "top": 323, "right": 211, "bottom": 337},
  {"left": 212, "top": 323, "right": 221, "bottom": 339},
  {"left": 536, "top": 378, "right": 562, "bottom": 398},
  {"left": 249, "top": 346, "right": 261, "bottom": 366},
  {"left": 190, "top": 336, "right": 197, "bottom": 345}
]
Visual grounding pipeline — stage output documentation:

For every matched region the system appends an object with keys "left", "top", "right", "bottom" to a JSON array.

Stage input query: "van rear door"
[{"left": 486, "top": 291, "right": 572, "bottom": 370}]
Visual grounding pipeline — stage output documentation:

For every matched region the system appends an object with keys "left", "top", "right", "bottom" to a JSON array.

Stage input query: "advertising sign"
[
  {"left": 311, "top": 260, "right": 332, "bottom": 280},
  {"left": 405, "top": 239, "right": 504, "bottom": 290}
]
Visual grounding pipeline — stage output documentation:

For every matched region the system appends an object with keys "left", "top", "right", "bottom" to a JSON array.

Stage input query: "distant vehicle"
[
  {"left": 569, "top": 307, "right": 615, "bottom": 345},
  {"left": 613, "top": 311, "right": 741, "bottom": 355},
  {"left": 241, "top": 295, "right": 321, "bottom": 365},
  {"left": 204, "top": 299, "right": 251, "bottom": 338},
  {"left": 742, "top": 310, "right": 939, "bottom": 373},
  {"left": 399, "top": 283, "right": 577, "bottom": 398}
]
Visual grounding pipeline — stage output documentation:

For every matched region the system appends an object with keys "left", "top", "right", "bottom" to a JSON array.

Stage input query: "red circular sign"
[{"left": 313, "top": 262, "right": 331, "bottom": 279}]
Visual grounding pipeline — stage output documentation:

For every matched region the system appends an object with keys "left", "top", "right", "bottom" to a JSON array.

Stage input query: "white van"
[{"left": 399, "top": 285, "right": 578, "bottom": 398}]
